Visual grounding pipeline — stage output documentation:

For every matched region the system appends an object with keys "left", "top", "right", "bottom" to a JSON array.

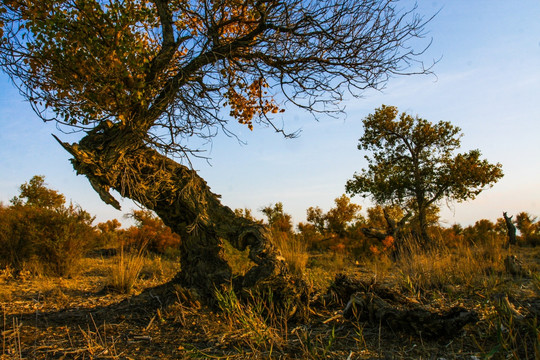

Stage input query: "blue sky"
[{"left": 1, "top": 1, "right": 539, "bottom": 227}]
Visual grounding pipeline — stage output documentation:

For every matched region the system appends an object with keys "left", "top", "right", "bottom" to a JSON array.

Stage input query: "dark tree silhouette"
[{"left": 503, "top": 212, "right": 517, "bottom": 247}]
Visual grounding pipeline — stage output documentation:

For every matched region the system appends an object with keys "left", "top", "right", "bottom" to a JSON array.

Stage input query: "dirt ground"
[{"left": 1, "top": 247, "right": 539, "bottom": 359}]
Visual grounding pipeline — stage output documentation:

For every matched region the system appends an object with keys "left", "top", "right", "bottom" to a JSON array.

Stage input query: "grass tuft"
[
  {"left": 214, "top": 286, "right": 282, "bottom": 352},
  {"left": 107, "top": 246, "right": 146, "bottom": 294},
  {"left": 271, "top": 232, "right": 309, "bottom": 278}
]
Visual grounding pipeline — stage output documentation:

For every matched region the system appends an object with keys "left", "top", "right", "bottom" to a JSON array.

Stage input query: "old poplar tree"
[
  {"left": 346, "top": 105, "right": 504, "bottom": 246},
  {"left": 1, "top": 1, "right": 431, "bottom": 299}
]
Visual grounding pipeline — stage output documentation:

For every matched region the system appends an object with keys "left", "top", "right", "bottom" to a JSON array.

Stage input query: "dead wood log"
[{"left": 327, "top": 274, "right": 478, "bottom": 338}]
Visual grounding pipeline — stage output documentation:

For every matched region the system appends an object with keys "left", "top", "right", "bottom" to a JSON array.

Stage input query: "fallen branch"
[{"left": 327, "top": 274, "right": 478, "bottom": 338}]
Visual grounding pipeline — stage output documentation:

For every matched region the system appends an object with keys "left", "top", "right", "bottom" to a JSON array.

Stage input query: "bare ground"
[{"left": 1, "top": 247, "right": 539, "bottom": 359}]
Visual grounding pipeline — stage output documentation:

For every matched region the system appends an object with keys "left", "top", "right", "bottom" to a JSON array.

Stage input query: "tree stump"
[
  {"left": 503, "top": 212, "right": 517, "bottom": 247},
  {"left": 504, "top": 255, "right": 526, "bottom": 276}
]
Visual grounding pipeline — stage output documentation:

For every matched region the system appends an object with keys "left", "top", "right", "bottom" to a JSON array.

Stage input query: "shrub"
[
  {"left": 121, "top": 210, "right": 181, "bottom": 256},
  {"left": 0, "top": 202, "right": 96, "bottom": 276},
  {"left": 0, "top": 176, "right": 96, "bottom": 276}
]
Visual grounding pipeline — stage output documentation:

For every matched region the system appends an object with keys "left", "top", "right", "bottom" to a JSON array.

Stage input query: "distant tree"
[
  {"left": 261, "top": 202, "right": 293, "bottom": 234},
  {"left": 123, "top": 210, "right": 181, "bottom": 254},
  {"left": 515, "top": 212, "right": 540, "bottom": 245},
  {"left": 462, "top": 219, "right": 505, "bottom": 246},
  {"left": 306, "top": 195, "right": 362, "bottom": 238},
  {"left": 346, "top": 105, "right": 504, "bottom": 246},
  {"left": 306, "top": 207, "right": 326, "bottom": 235},
  {"left": 1, "top": 1, "right": 432, "bottom": 298},
  {"left": 96, "top": 218, "right": 123, "bottom": 248},
  {"left": 97, "top": 219, "right": 122, "bottom": 234},
  {"left": 11, "top": 175, "right": 65, "bottom": 209},
  {"left": 440, "top": 224, "right": 464, "bottom": 248},
  {"left": 296, "top": 221, "right": 324, "bottom": 249},
  {"left": 234, "top": 208, "right": 262, "bottom": 224}
]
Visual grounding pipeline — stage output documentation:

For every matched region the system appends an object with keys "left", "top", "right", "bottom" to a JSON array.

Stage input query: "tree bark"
[
  {"left": 416, "top": 200, "right": 432, "bottom": 249},
  {"left": 53, "top": 125, "right": 302, "bottom": 303}
]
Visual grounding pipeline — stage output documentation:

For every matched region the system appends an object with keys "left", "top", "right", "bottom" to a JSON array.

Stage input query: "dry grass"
[
  {"left": 223, "top": 232, "right": 309, "bottom": 279},
  {"left": 2, "top": 312, "right": 23, "bottom": 359},
  {"left": 214, "top": 286, "right": 283, "bottom": 353},
  {"left": 394, "top": 240, "right": 506, "bottom": 296},
  {"left": 271, "top": 232, "right": 309, "bottom": 278},
  {"left": 107, "top": 246, "right": 147, "bottom": 294},
  {"left": 0, "top": 240, "right": 538, "bottom": 359},
  {"left": 78, "top": 314, "right": 120, "bottom": 358}
]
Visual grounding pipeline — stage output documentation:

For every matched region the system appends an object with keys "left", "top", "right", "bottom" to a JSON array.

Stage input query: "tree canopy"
[
  {"left": 346, "top": 105, "right": 504, "bottom": 243},
  {"left": 306, "top": 194, "right": 362, "bottom": 238},
  {"left": 1, "top": 1, "right": 433, "bottom": 301},
  {"left": 11, "top": 175, "right": 65, "bottom": 209},
  {"left": 1, "top": 0, "right": 430, "bottom": 155}
]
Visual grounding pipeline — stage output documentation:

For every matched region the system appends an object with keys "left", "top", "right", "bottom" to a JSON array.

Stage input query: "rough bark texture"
[
  {"left": 326, "top": 274, "right": 478, "bottom": 338},
  {"left": 53, "top": 124, "right": 304, "bottom": 306}
]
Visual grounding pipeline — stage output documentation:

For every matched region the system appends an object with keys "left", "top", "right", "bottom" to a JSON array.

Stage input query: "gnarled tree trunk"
[{"left": 53, "top": 125, "right": 302, "bottom": 303}]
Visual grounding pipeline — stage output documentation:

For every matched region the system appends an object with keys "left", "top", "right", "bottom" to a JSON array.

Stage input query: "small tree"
[
  {"left": 346, "top": 105, "right": 504, "bottom": 246},
  {"left": 11, "top": 175, "right": 65, "bottom": 209},
  {"left": 306, "top": 195, "right": 362, "bottom": 238},
  {"left": 261, "top": 202, "right": 293, "bottom": 234}
]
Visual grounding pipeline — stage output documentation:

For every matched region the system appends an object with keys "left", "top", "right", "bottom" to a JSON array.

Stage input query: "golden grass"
[
  {"left": 271, "top": 232, "right": 309, "bottom": 278},
  {"left": 107, "top": 246, "right": 146, "bottom": 294},
  {"left": 0, "top": 232, "right": 538, "bottom": 359},
  {"left": 394, "top": 243, "right": 505, "bottom": 296},
  {"left": 223, "top": 232, "right": 309, "bottom": 279},
  {"left": 214, "top": 286, "right": 282, "bottom": 352}
]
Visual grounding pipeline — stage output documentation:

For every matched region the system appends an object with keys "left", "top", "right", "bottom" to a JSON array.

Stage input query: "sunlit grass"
[
  {"left": 214, "top": 286, "right": 283, "bottom": 352},
  {"left": 107, "top": 246, "right": 146, "bottom": 294},
  {"left": 1, "top": 224, "right": 538, "bottom": 359},
  {"left": 271, "top": 231, "right": 309, "bottom": 278}
]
